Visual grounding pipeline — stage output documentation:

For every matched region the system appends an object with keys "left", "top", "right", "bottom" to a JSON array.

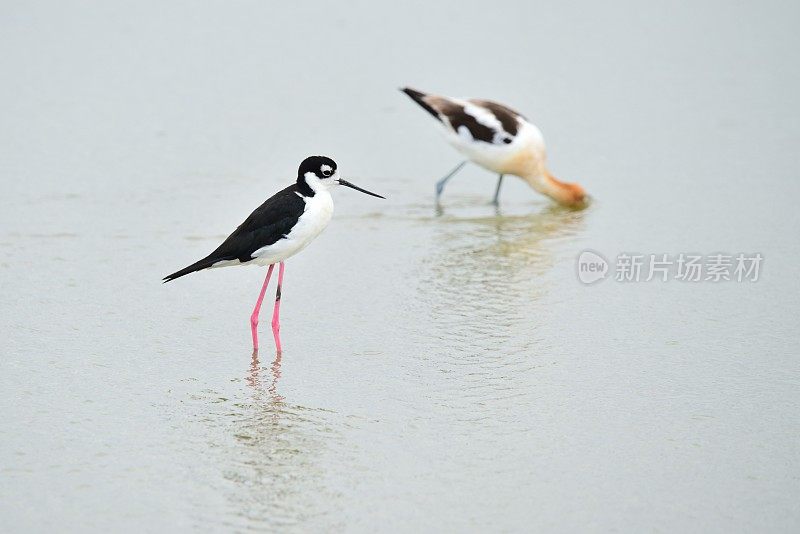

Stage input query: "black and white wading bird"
[
  {"left": 163, "top": 156, "right": 385, "bottom": 353},
  {"left": 400, "top": 87, "right": 586, "bottom": 207}
]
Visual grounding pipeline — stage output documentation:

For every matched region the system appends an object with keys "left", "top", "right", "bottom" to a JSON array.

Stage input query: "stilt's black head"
[
  {"left": 298, "top": 156, "right": 337, "bottom": 181},
  {"left": 296, "top": 155, "right": 385, "bottom": 199},
  {"left": 296, "top": 156, "right": 337, "bottom": 197}
]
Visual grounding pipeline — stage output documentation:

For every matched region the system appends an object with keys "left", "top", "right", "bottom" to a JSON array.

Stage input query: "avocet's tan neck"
[
  {"left": 500, "top": 141, "right": 586, "bottom": 207},
  {"left": 522, "top": 171, "right": 586, "bottom": 207}
]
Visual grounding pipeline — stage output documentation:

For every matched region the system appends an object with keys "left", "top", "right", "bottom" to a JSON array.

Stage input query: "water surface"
[{"left": 1, "top": 1, "right": 799, "bottom": 532}]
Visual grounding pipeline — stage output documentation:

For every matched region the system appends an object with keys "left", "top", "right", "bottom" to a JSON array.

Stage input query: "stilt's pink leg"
[
  {"left": 271, "top": 261, "right": 285, "bottom": 353},
  {"left": 250, "top": 264, "right": 275, "bottom": 351}
]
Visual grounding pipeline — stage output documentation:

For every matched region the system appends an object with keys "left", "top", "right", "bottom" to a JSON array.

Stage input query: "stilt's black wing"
[{"left": 163, "top": 184, "right": 306, "bottom": 282}]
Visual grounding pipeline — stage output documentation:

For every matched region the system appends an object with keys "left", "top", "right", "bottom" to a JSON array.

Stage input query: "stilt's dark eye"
[{"left": 321, "top": 167, "right": 333, "bottom": 177}]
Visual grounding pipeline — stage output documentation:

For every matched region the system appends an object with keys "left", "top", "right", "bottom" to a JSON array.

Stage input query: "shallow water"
[{"left": 2, "top": 1, "right": 799, "bottom": 532}]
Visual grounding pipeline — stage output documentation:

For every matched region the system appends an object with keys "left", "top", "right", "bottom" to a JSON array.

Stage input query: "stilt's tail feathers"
[{"left": 163, "top": 257, "right": 216, "bottom": 283}]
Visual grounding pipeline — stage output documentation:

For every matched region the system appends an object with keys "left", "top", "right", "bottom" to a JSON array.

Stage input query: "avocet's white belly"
[
  {"left": 251, "top": 191, "right": 334, "bottom": 266},
  {"left": 440, "top": 120, "right": 547, "bottom": 176}
]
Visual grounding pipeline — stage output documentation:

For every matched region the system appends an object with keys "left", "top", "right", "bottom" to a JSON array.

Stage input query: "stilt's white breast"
[{"left": 251, "top": 191, "right": 334, "bottom": 265}]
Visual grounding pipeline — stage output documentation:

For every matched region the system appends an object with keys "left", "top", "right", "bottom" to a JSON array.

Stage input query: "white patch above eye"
[{"left": 320, "top": 164, "right": 333, "bottom": 177}]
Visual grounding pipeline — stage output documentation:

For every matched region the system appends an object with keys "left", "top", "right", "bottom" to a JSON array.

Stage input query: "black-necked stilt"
[
  {"left": 163, "top": 156, "right": 385, "bottom": 353},
  {"left": 400, "top": 87, "right": 586, "bottom": 207}
]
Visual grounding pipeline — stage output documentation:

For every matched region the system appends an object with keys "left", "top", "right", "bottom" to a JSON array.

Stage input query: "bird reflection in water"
[
  {"left": 426, "top": 203, "right": 588, "bottom": 294},
  {"left": 246, "top": 349, "right": 284, "bottom": 404},
  {"left": 418, "top": 203, "right": 587, "bottom": 361},
  {"left": 211, "top": 350, "right": 342, "bottom": 531},
  {"left": 407, "top": 203, "right": 589, "bottom": 431}
]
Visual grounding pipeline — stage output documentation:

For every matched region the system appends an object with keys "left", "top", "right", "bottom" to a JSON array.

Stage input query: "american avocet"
[
  {"left": 163, "top": 156, "right": 384, "bottom": 353},
  {"left": 401, "top": 87, "right": 586, "bottom": 207}
]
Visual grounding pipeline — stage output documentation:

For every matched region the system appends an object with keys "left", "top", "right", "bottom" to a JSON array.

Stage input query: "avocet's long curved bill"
[{"left": 337, "top": 179, "right": 385, "bottom": 199}]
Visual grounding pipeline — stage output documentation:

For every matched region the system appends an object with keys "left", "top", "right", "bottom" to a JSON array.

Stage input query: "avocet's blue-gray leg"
[
  {"left": 492, "top": 174, "right": 504, "bottom": 205},
  {"left": 435, "top": 161, "right": 467, "bottom": 203}
]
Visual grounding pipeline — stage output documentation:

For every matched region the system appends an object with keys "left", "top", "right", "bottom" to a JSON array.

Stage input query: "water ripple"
[
  {"left": 182, "top": 352, "right": 348, "bottom": 532},
  {"left": 407, "top": 205, "right": 588, "bottom": 436}
]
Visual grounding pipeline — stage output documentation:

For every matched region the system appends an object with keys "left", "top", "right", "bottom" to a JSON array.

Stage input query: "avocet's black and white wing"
[
  {"left": 163, "top": 184, "right": 307, "bottom": 282},
  {"left": 401, "top": 87, "right": 526, "bottom": 146}
]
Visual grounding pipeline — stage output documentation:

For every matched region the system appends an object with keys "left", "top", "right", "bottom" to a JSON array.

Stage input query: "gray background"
[{"left": 1, "top": 0, "right": 799, "bottom": 532}]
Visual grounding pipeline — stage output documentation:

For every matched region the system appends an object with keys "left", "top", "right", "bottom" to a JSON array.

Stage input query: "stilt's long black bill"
[{"left": 338, "top": 179, "right": 385, "bottom": 199}]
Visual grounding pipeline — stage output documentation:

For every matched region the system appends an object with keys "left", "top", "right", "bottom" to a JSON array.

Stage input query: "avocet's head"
[{"left": 297, "top": 156, "right": 385, "bottom": 199}]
